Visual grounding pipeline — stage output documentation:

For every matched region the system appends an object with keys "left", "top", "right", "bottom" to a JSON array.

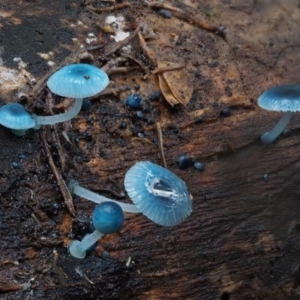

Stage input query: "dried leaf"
[
  {"left": 158, "top": 75, "right": 180, "bottom": 107},
  {"left": 0, "top": 275, "right": 21, "bottom": 292},
  {"left": 157, "top": 61, "right": 193, "bottom": 106}
]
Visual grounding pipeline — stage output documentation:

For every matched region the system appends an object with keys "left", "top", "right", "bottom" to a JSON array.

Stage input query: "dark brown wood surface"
[{"left": 1, "top": 1, "right": 300, "bottom": 299}]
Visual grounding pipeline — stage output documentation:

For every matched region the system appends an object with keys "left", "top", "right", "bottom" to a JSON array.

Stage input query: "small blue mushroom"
[
  {"left": 69, "top": 202, "right": 124, "bottom": 259},
  {"left": 34, "top": 64, "right": 109, "bottom": 126},
  {"left": 0, "top": 103, "right": 35, "bottom": 136},
  {"left": 258, "top": 84, "right": 300, "bottom": 144},
  {"left": 124, "top": 161, "right": 192, "bottom": 226}
]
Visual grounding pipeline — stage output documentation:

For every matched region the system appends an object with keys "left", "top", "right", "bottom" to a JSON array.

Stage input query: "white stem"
[
  {"left": 71, "top": 183, "right": 140, "bottom": 213},
  {"left": 69, "top": 230, "right": 104, "bottom": 259},
  {"left": 78, "top": 230, "right": 104, "bottom": 252},
  {"left": 261, "top": 111, "right": 292, "bottom": 144},
  {"left": 33, "top": 98, "right": 83, "bottom": 126}
]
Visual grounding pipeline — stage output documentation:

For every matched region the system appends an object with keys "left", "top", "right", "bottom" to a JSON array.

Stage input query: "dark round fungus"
[
  {"left": 92, "top": 202, "right": 124, "bottom": 235},
  {"left": 193, "top": 161, "right": 205, "bottom": 171},
  {"left": 12, "top": 162, "right": 19, "bottom": 169},
  {"left": 282, "top": 128, "right": 292, "bottom": 137},
  {"left": 147, "top": 118, "right": 154, "bottom": 125},
  {"left": 263, "top": 174, "right": 269, "bottom": 182},
  {"left": 148, "top": 90, "right": 161, "bottom": 101},
  {"left": 126, "top": 94, "right": 143, "bottom": 109},
  {"left": 177, "top": 155, "right": 193, "bottom": 170},
  {"left": 120, "top": 122, "right": 127, "bottom": 129},
  {"left": 220, "top": 107, "right": 231, "bottom": 117},
  {"left": 81, "top": 98, "right": 91, "bottom": 111},
  {"left": 157, "top": 9, "right": 172, "bottom": 18}
]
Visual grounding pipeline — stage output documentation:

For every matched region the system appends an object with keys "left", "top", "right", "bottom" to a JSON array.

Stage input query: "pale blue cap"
[
  {"left": 47, "top": 64, "right": 109, "bottom": 98},
  {"left": 0, "top": 103, "right": 35, "bottom": 130},
  {"left": 124, "top": 161, "right": 192, "bottom": 226},
  {"left": 258, "top": 85, "right": 300, "bottom": 112}
]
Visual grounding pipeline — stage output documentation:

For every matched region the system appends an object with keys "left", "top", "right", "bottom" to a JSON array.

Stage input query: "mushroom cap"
[
  {"left": 47, "top": 64, "right": 109, "bottom": 98},
  {"left": 92, "top": 202, "right": 124, "bottom": 235},
  {"left": 258, "top": 84, "right": 300, "bottom": 112},
  {"left": 124, "top": 161, "right": 192, "bottom": 226},
  {"left": 0, "top": 103, "right": 35, "bottom": 130}
]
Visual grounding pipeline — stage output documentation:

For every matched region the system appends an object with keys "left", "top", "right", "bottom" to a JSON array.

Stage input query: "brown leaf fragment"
[
  {"left": 0, "top": 275, "right": 21, "bottom": 292},
  {"left": 157, "top": 61, "right": 193, "bottom": 106},
  {"left": 158, "top": 75, "right": 180, "bottom": 106}
]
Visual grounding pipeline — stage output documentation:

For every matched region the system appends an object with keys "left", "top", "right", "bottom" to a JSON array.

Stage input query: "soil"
[{"left": 1, "top": 0, "right": 300, "bottom": 299}]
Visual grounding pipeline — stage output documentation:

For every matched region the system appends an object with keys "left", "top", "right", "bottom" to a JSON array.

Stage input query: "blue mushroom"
[
  {"left": 69, "top": 202, "right": 124, "bottom": 259},
  {"left": 0, "top": 103, "right": 35, "bottom": 136},
  {"left": 33, "top": 64, "right": 109, "bottom": 126},
  {"left": 124, "top": 161, "right": 192, "bottom": 226},
  {"left": 258, "top": 84, "right": 300, "bottom": 144}
]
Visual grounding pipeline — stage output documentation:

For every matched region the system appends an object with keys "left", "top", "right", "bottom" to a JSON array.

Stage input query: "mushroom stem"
[
  {"left": 69, "top": 230, "right": 104, "bottom": 259},
  {"left": 68, "top": 180, "right": 140, "bottom": 213},
  {"left": 32, "top": 98, "right": 83, "bottom": 127},
  {"left": 261, "top": 111, "right": 292, "bottom": 144}
]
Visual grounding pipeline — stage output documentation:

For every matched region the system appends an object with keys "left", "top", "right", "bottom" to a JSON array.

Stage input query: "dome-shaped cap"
[
  {"left": 0, "top": 103, "right": 35, "bottom": 130},
  {"left": 258, "top": 85, "right": 300, "bottom": 112},
  {"left": 124, "top": 161, "right": 192, "bottom": 226},
  {"left": 47, "top": 64, "right": 109, "bottom": 98},
  {"left": 92, "top": 202, "right": 124, "bottom": 235}
]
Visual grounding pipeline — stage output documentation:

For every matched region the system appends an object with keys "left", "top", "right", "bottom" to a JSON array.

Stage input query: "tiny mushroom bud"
[
  {"left": 258, "top": 84, "right": 300, "bottom": 144},
  {"left": 124, "top": 161, "right": 192, "bottom": 226},
  {"left": 69, "top": 202, "right": 124, "bottom": 259},
  {"left": 0, "top": 103, "right": 35, "bottom": 136},
  {"left": 33, "top": 64, "right": 109, "bottom": 126}
]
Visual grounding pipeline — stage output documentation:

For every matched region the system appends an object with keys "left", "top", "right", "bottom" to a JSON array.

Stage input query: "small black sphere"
[
  {"left": 193, "top": 161, "right": 205, "bottom": 171},
  {"left": 282, "top": 128, "right": 292, "bottom": 137},
  {"left": 220, "top": 107, "right": 231, "bottom": 117},
  {"left": 120, "top": 122, "right": 127, "bottom": 129},
  {"left": 177, "top": 155, "right": 192, "bottom": 169},
  {"left": 157, "top": 9, "right": 172, "bottom": 18},
  {"left": 149, "top": 90, "right": 161, "bottom": 101}
]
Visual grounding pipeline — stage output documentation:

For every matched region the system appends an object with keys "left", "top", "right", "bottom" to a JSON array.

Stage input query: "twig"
[
  {"left": 102, "top": 20, "right": 144, "bottom": 58},
  {"left": 89, "top": 85, "right": 130, "bottom": 99},
  {"left": 149, "top": 1, "right": 226, "bottom": 37},
  {"left": 46, "top": 91, "right": 67, "bottom": 172},
  {"left": 87, "top": 2, "right": 131, "bottom": 13},
  {"left": 151, "top": 63, "right": 185, "bottom": 74},
  {"left": 138, "top": 31, "right": 157, "bottom": 65},
  {"left": 52, "top": 250, "right": 68, "bottom": 286},
  {"left": 41, "top": 130, "right": 76, "bottom": 216},
  {"left": 156, "top": 122, "right": 167, "bottom": 168}
]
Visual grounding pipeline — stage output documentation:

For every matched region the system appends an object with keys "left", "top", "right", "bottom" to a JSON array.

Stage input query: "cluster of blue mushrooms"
[
  {"left": 258, "top": 84, "right": 300, "bottom": 144},
  {"left": 69, "top": 202, "right": 124, "bottom": 259},
  {"left": 69, "top": 161, "right": 192, "bottom": 229},
  {"left": 0, "top": 64, "right": 109, "bottom": 135}
]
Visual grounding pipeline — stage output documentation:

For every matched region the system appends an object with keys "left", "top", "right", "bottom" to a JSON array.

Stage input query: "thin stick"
[
  {"left": 156, "top": 122, "right": 167, "bottom": 168},
  {"left": 87, "top": 2, "right": 131, "bottom": 13},
  {"left": 46, "top": 91, "right": 67, "bottom": 172},
  {"left": 149, "top": 1, "right": 226, "bottom": 37},
  {"left": 151, "top": 63, "right": 185, "bottom": 74},
  {"left": 138, "top": 31, "right": 157, "bottom": 65},
  {"left": 41, "top": 130, "right": 76, "bottom": 216},
  {"left": 103, "top": 20, "right": 144, "bottom": 58}
]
